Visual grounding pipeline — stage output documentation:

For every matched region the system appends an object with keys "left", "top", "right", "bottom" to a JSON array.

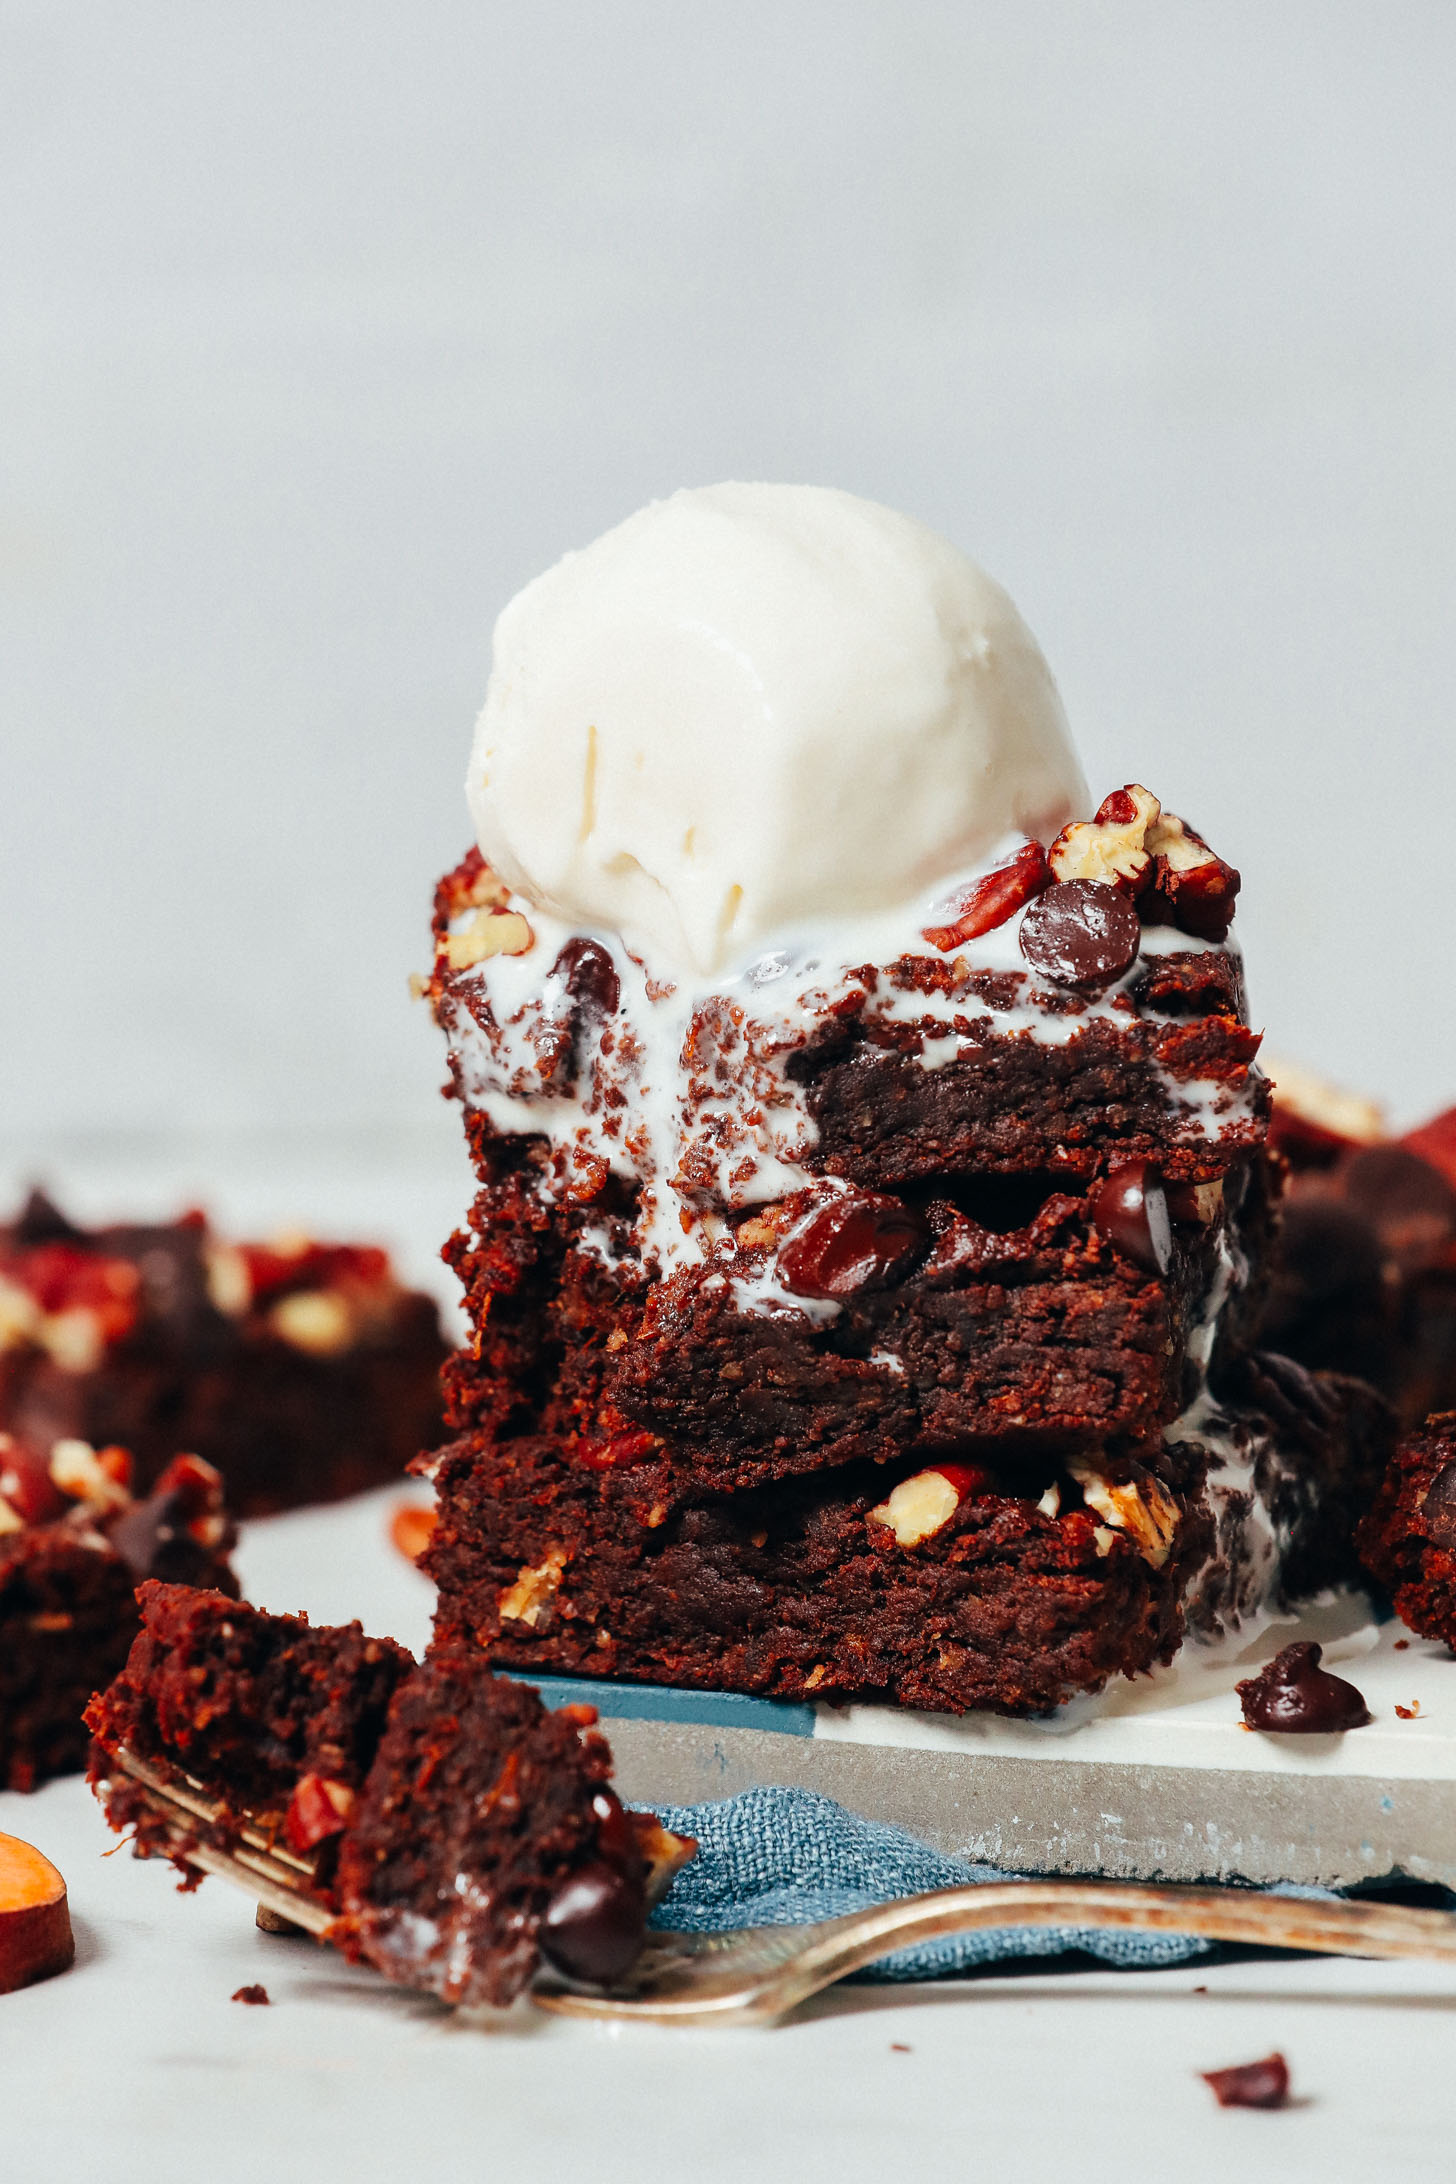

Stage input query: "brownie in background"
[
  {"left": 0, "top": 1191, "right": 447, "bottom": 1516},
  {"left": 0, "top": 1434, "right": 237, "bottom": 1790},
  {"left": 1261, "top": 1069, "right": 1456, "bottom": 1429}
]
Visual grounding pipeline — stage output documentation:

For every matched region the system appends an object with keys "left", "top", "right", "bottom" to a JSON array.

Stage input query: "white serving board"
[{"left": 229, "top": 1489, "right": 1456, "bottom": 1892}]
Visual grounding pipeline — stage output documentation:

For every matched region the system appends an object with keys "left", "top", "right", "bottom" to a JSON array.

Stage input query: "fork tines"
[{"left": 106, "top": 1746, "right": 334, "bottom": 1939}]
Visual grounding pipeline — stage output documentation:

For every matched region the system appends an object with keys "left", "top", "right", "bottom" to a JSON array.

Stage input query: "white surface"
[
  {"left": 7, "top": 4, "right": 1456, "bottom": 1141},
  {"left": 7, "top": 1486, "right": 1456, "bottom": 2184},
  {"left": 467, "top": 483, "right": 1083, "bottom": 974}
]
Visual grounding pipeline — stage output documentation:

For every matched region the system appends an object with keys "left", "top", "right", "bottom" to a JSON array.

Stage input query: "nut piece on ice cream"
[{"left": 466, "top": 484, "right": 1087, "bottom": 974}]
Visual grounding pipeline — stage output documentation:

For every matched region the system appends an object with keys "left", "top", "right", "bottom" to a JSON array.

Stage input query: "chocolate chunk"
[
  {"left": 12, "top": 1190, "right": 82, "bottom": 1247},
  {"left": 1092, "top": 1160, "right": 1172, "bottom": 1275},
  {"left": 538, "top": 1859, "right": 646, "bottom": 1986},
  {"left": 1236, "top": 1641, "right": 1371, "bottom": 1733},
  {"left": 777, "top": 1193, "right": 930, "bottom": 1300},
  {"left": 1201, "top": 2053, "right": 1289, "bottom": 2109},
  {"left": 109, "top": 1455, "right": 232, "bottom": 1587},
  {"left": 1018, "top": 879, "right": 1140, "bottom": 990},
  {"left": 1422, "top": 1460, "right": 1456, "bottom": 1550},
  {"left": 1152, "top": 855, "right": 1240, "bottom": 944}
]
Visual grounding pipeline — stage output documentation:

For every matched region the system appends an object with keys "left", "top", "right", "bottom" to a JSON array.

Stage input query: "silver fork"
[
  {"left": 534, "top": 1883, "right": 1456, "bottom": 2025},
  {"left": 104, "top": 1750, "right": 1456, "bottom": 2026}
]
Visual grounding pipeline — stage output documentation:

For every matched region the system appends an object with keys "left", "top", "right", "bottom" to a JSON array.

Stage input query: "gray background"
[{"left": 4, "top": 2, "right": 1455, "bottom": 1206}]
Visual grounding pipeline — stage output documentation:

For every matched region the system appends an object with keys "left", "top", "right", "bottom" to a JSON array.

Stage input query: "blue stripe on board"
[{"left": 499, "top": 1668, "right": 815, "bottom": 1737}]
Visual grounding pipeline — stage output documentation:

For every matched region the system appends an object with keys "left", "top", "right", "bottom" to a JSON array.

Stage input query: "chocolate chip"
[
  {"left": 777, "top": 1194, "right": 930, "bottom": 1300},
  {"left": 1201, "top": 2053, "right": 1289, "bottom": 2109},
  {"left": 1236, "top": 1641, "right": 1371, "bottom": 1733},
  {"left": 534, "top": 940, "right": 622, "bottom": 1091},
  {"left": 1092, "top": 1160, "right": 1172, "bottom": 1275},
  {"left": 1422, "top": 1461, "right": 1456, "bottom": 1551},
  {"left": 1018, "top": 879, "right": 1140, "bottom": 990},
  {"left": 538, "top": 1860, "right": 646, "bottom": 1986},
  {"left": 552, "top": 938, "right": 620, "bottom": 1021}
]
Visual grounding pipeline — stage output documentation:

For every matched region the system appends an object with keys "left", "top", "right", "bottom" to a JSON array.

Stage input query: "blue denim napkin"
[{"left": 652, "top": 1785, "right": 1226, "bottom": 1980}]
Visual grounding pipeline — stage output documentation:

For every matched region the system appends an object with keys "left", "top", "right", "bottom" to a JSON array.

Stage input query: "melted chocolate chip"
[
  {"left": 1237, "top": 1642, "right": 1371, "bottom": 1734},
  {"left": 552, "top": 938, "right": 621, "bottom": 1020},
  {"left": 1092, "top": 1160, "right": 1172, "bottom": 1275},
  {"left": 1201, "top": 2053, "right": 1289, "bottom": 2109},
  {"left": 538, "top": 1859, "right": 646, "bottom": 1986},
  {"left": 1422, "top": 1460, "right": 1456, "bottom": 1550},
  {"left": 777, "top": 1194, "right": 930, "bottom": 1300},
  {"left": 1018, "top": 879, "right": 1141, "bottom": 990}
]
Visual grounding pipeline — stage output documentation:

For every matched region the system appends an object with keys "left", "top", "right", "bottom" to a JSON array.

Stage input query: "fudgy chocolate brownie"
[
  {"left": 88, "top": 1587, "right": 681, "bottom": 2005},
  {"left": 445, "top": 1128, "right": 1280, "bottom": 1497},
  {"left": 0, "top": 1191, "right": 447, "bottom": 1515},
  {"left": 1357, "top": 1413, "right": 1456, "bottom": 1647},
  {"left": 86, "top": 1585, "right": 411, "bottom": 1873},
  {"left": 423, "top": 784, "right": 1382, "bottom": 1713},
  {"left": 335, "top": 1647, "right": 652, "bottom": 2003},
  {"left": 424, "top": 1353, "right": 1384, "bottom": 1716},
  {"left": 1, "top": 1438, "right": 236, "bottom": 1791}
]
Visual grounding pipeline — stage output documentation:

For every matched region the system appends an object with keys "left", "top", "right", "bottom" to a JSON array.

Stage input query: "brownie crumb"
[
  {"left": 1201, "top": 2053, "right": 1290, "bottom": 2109},
  {"left": 231, "top": 1983, "right": 270, "bottom": 2005}
]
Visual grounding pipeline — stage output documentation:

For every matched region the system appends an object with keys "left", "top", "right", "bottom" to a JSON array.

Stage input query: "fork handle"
[
  {"left": 538, "top": 1879, "right": 1456, "bottom": 2025},
  {"left": 817, "top": 1879, "right": 1456, "bottom": 1975}
]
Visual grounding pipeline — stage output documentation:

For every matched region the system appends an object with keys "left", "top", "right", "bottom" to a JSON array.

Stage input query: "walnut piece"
[
  {"left": 1070, "top": 1460, "right": 1179, "bottom": 1567},
  {"left": 868, "top": 1469, "right": 962, "bottom": 1549},
  {"left": 0, "top": 1278, "right": 40, "bottom": 1353},
  {"left": 444, "top": 909, "right": 534, "bottom": 972},
  {"left": 498, "top": 1546, "right": 568, "bottom": 1627},
  {"left": 268, "top": 1289, "right": 354, "bottom": 1356},
  {"left": 49, "top": 1438, "right": 130, "bottom": 1511},
  {"left": 1048, "top": 784, "right": 1161, "bottom": 890}
]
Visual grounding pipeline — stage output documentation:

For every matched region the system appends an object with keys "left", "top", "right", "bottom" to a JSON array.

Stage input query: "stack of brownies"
[{"left": 420, "top": 785, "right": 1389, "bottom": 1716}]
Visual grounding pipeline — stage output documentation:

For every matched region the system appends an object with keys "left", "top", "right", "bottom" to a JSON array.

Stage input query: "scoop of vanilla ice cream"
[{"left": 466, "top": 483, "right": 1087, "bottom": 976}]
